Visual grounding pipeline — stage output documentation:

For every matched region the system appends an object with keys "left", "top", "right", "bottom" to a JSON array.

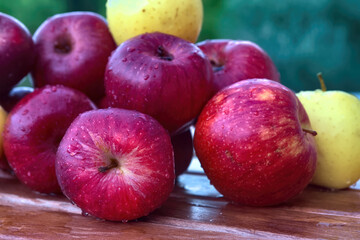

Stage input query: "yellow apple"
[
  {"left": 0, "top": 106, "right": 7, "bottom": 159},
  {"left": 106, "top": 0, "right": 203, "bottom": 45},
  {"left": 296, "top": 74, "right": 360, "bottom": 189}
]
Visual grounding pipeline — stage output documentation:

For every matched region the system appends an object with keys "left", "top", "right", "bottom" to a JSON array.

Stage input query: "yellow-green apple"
[
  {"left": 0, "top": 106, "right": 8, "bottom": 171},
  {"left": 172, "top": 130, "right": 193, "bottom": 176},
  {"left": 55, "top": 108, "right": 174, "bottom": 221},
  {"left": 194, "top": 79, "right": 317, "bottom": 206},
  {"left": 3, "top": 85, "right": 96, "bottom": 194},
  {"left": 0, "top": 86, "right": 34, "bottom": 112},
  {"left": 106, "top": 0, "right": 203, "bottom": 45},
  {"left": 104, "top": 32, "right": 214, "bottom": 134},
  {"left": 0, "top": 13, "right": 34, "bottom": 96},
  {"left": 197, "top": 40, "right": 280, "bottom": 93},
  {"left": 31, "top": 12, "right": 116, "bottom": 101},
  {"left": 296, "top": 74, "right": 360, "bottom": 189}
]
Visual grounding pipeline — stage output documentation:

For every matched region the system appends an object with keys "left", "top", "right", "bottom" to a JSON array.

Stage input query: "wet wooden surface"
[{"left": 0, "top": 168, "right": 360, "bottom": 239}]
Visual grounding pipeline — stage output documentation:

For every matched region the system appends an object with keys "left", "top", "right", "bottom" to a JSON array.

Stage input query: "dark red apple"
[
  {"left": 197, "top": 40, "right": 280, "bottom": 93},
  {"left": 55, "top": 108, "right": 174, "bottom": 221},
  {"left": 0, "top": 86, "right": 34, "bottom": 112},
  {"left": 0, "top": 13, "right": 34, "bottom": 96},
  {"left": 3, "top": 85, "right": 96, "bottom": 194},
  {"left": 172, "top": 130, "right": 193, "bottom": 176},
  {"left": 32, "top": 12, "right": 116, "bottom": 101},
  {"left": 96, "top": 96, "right": 110, "bottom": 109},
  {"left": 194, "top": 79, "right": 317, "bottom": 206},
  {"left": 104, "top": 32, "right": 214, "bottom": 134}
]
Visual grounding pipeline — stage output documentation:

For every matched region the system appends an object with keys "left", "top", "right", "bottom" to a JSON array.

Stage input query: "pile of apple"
[{"left": 1, "top": 0, "right": 360, "bottom": 222}]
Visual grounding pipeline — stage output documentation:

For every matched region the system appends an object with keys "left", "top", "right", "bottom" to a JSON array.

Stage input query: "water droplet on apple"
[
  {"left": 144, "top": 75, "right": 150, "bottom": 80},
  {"left": 154, "top": 64, "right": 159, "bottom": 69},
  {"left": 122, "top": 58, "right": 128, "bottom": 62},
  {"left": 67, "top": 144, "right": 80, "bottom": 156},
  {"left": 81, "top": 210, "right": 90, "bottom": 217},
  {"left": 51, "top": 86, "right": 57, "bottom": 92},
  {"left": 22, "top": 109, "right": 29, "bottom": 116},
  {"left": 127, "top": 47, "right": 135, "bottom": 52},
  {"left": 27, "top": 171, "right": 31, "bottom": 177}
]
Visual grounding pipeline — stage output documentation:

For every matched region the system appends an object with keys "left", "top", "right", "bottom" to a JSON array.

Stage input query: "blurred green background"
[{"left": 1, "top": 0, "right": 359, "bottom": 92}]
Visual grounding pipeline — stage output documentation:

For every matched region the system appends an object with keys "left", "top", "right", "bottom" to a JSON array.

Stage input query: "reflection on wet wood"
[{"left": 0, "top": 170, "right": 359, "bottom": 239}]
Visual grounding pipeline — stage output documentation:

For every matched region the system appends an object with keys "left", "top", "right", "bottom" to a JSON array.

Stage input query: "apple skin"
[
  {"left": 3, "top": 85, "right": 96, "bottom": 194},
  {"left": 197, "top": 40, "right": 280, "bottom": 93},
  {"left": 172, "top": 130, "right": 193, "bottom": 176},
  {"left": 31, "top": 12, "right": 116, "bottom": 101},
  {"left": 105, "top": 32, "right": 214, "bottom": 134},
  {"left": 297, "top": 90, "right": 360, "bottom": 189},
  {"left": 0, "top": 13, "right": 34, "bottom": 96},
  {"left": 0, "top": 86, "right": 34, "bottom": 112},
  {"left": 106, "top": 0, "right": 203, "bottom": 44},
  {"left": 194, "top": 79, "right": 317, "bottom": 206},
  {"left": 55, "top": 108, "right": 174, "bottom": 221}
]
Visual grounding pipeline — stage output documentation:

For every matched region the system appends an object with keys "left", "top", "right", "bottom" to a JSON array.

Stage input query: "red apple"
[
  {"left": 0, "top": 13, "right": 34, "bottom": 96},
  {"left": 3, "top": 85, "right": 96, "bottom": 194},
  {"left": 194, "top": 79, "right": 317, "bottom": 206},
  {"left": 55, "top": 108, "right": 174, "bottom": 221},
  {"left": 172, "top": 130, "right": 193, "bottom": 176},
  {"left": 96, "top": 96, "right": 110, "bottom": 109},
  {"left": 197, "top": 40, "right": 280, "bottom": 93},
  {"left": 0, "top": 86, "right": 34, "bottom": 112},
  {"left": 104, "top": 32, "right": 214, "bottom": 134},
  {"left": 0, "top": 86, "right": 33, "bottom": 173},
  {"left": 31, "top": 12, "right": 116, "bottom": 101}
]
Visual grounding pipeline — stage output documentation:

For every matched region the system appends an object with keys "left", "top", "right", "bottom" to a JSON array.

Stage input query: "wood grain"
[{"left": 0, "top": 170, "right": 359, "bottom": 239}]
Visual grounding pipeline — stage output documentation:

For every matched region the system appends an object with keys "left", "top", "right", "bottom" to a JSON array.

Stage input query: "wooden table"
[{"left": 0, "top": 166, "right": 359, "bottom": 239}]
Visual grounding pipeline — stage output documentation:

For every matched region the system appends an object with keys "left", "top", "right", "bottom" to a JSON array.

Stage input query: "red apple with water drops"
[
  {"left": 32, "top": 12, "right": 116, "bottom": 101},
  {"left": 197, "top": 40, "right": 280, "bottom": 93},
  {"left": 3, "top": 85, "right": 96, "bottom": 194},
  {"left": 56, "top": 108, "right": 175, "bottom": 221},
  {"left": 0, "top": 13, "right": 34, "bottom": 96},
  {"left": 194, "top": 79, "right": 317, "bottom": 206},
  {"left": 105, "top": 32, "right": 215, "bottom": 134}
]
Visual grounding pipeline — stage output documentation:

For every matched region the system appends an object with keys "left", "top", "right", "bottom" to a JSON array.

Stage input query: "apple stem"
[
  {"left": 302, "top": 128, "right": 317, "bottom": 136},
  {"left": 157, "top": 46, "right": 173, "bottom": 61},
  {"left": 317, "top": 72, "right": 327, "bottom": 92},
  {"left": 98, "top": 158, "right": 119, "bottom": 173}
]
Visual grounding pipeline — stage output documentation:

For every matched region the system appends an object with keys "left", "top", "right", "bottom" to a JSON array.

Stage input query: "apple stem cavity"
[
  {"left": 302, "top": 128, "right": 317, "bottom": 136},
  {"left": 98, "top": 158, "right": 119, "bottom": 173},
  {"left": 54, "top": 37, "right": 72, "bottom": 54},
  {"left": 156, "top": 46, "right": 173, "bottom": 61},
  {"left": 210, "top": 59, "right": 224, "bottom": 72},
  {"left": 317, "top": 72, "right": 327, "bottom": 92}
]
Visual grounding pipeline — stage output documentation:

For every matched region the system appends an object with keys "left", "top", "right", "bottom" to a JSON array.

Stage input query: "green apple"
[
  {"left": 0, "top": 106, "right": 7, "bottom": 159},
  {"left": 106, "top": 0, "right": 203, "bottom": 45},
  {"left": 296, "top": 74, "right": 360, "bottom": 189}
]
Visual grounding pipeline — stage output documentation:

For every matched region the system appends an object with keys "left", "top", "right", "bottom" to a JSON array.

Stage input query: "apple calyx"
[
  {"left": 54, "top": 36, "right": 72, "bottom": 54},
  {"left": 210, "top": 59, "right": 225, "bottom": 72},
  {"left": 302, "top": 128, "right": 317, "bottom": 136},
  {"left": 98, "top": 157, "right": 119, "bottom": 173},
  {"left": 156, "top": 46, "right": 173, "bottom": 61},
  {"left": 317, "top": 72, "right": 327, "bottom": 92}
]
